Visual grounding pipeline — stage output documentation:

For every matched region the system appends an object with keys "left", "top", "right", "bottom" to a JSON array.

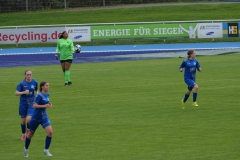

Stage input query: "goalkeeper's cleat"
[
  {"left": 181, "top": 100, "right": 185, "bottom": 109},
  {"left": 64, "top": 83, "right": 68, "bottom": 86},
  {"left": 192, "top": 102, "right": 199, "bottom": 107},
  {"left": 68, "top": 81, "right": 72, "bottom": 85},
  {"left": 24, "top": 147, "right": 28, "bottom": 158}
]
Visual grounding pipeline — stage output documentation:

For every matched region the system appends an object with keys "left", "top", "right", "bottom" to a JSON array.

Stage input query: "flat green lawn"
[
  {"left": 1, "top": 4, "right": 240, "bottom": 26},
  {"left": 0, "top": 54, "right": 240, "bottom": 159}
]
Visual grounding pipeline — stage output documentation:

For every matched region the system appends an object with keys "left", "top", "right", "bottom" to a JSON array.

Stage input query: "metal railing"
[{"left": 0, "top": 0, "right": 239, "bottom": 13}]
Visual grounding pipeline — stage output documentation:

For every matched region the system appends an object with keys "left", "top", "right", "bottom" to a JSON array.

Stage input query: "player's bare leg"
[{"left": 43, "top": 126, "right": 53, "bottom": 156}]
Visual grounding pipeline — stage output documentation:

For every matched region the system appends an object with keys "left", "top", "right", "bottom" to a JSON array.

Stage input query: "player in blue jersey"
[
  {"left": 24, "top": 81, "right": 53, "bottom": 158},
  {"left": 179, "top": 50, "right": 202, "bottom": 109},
  {"left": 15, "top": 70, "right": 38, "bottom": 141}
]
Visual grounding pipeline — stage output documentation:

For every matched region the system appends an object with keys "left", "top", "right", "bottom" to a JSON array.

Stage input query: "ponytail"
[
  {"left": 187, "top": 50, "right": 195, "bottom": 58},
  {"left": 59, "top": 31, "right": 67, "bottom": 39},
  {"left": 39, "top": 81, "right": 48, "bottom": 92}
]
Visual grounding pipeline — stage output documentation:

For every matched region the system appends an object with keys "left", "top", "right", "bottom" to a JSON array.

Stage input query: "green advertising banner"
[{"left": 91, "top": 23, "right": 198, "bottom": 41}]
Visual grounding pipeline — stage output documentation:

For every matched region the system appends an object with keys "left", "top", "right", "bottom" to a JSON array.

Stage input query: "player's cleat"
[
  {"left": 24, "top": 147, "right": 28, "bottom": 158},
  {"left": 192, "top": 102, "right": 199, "bottom": 107},
  {"left": 43, "top": 149, "right": 52, "bottom": 156},
  {"left": 21, "top": 134, "right": 26, "bottom": 141},
  {"left": 64, "top": 83, "right": 68, "bottom": 86},
  {"left": 68, "top": 81, "right": 72, "bottom": 85},
  {"left": 181, "top": 100, "right": 185, "bottom": 109}
]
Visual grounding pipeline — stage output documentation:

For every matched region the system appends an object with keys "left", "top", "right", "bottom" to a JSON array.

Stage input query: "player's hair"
[
  {"left": 25, "top": 70, "right": 31, "bottom": 75},
  {"left": 40, "top": 81, "right": 48, "bottom": 92},
  {"left": 24, "top": 70, "right": 31, "bottom": 79},
  {"left": 59, "top": 31, "right": 67, "bottom": 39},
  {"left": 187, "top": 50, "right": 195, "bottom": 58}
]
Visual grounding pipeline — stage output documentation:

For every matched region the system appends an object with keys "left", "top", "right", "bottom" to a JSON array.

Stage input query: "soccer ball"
[{"left": 74, "top": 44, "right": 81, "bottom": 53}]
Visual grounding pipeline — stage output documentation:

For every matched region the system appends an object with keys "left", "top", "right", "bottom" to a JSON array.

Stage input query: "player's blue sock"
[
  {"left": 183, "top": 93, "right": 189, "bottom": 102},
  {"left": 21, "top": 124, "right": 26, "bottom": 134},
  {"left": 193, "top": 92, "right": 197, "bottom": 102},
  {"left": 25, "top": 137, "right": 31, "bottom": 149},
  {"left": 27, "top": 123, "right": 29, "bottom": 130},
  {"left": 45, "top": 136, "right": 52, "bottom": 149}
]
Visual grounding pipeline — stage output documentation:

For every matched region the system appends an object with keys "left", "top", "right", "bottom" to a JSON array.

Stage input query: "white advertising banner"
[
  {"left": 0, "top": 27, "right": 65, "bottom": 44},
  {"left": 66, "top": 27, "right": 91, "bottom": 42},
  {"left": 197, "top": 23, "right": 223, "bottom": 38}
]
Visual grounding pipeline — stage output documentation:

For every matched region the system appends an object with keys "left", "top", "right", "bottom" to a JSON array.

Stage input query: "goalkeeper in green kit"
[{"left": 55, "top": 31, "right": 76, "bottom": 86}]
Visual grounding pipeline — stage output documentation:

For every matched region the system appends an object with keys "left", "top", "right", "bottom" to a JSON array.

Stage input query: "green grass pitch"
[{"left": 0, "top": 54, "right": 240, "bottom": 159}]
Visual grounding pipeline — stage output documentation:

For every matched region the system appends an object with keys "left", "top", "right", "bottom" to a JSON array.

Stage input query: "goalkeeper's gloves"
[
  {"left": 55, "top": 54, "right": 58, "bottom": 60},
  {"left": 74, "top": 49, "right": 81, "bottom": 53}
]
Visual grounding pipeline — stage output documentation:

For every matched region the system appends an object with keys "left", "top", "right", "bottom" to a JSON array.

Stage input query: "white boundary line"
[{"left": 1, "top": 47, "right": 240, "bottom": 56}]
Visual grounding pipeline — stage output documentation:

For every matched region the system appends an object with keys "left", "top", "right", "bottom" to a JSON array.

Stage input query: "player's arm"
[
  {"left": 179, "top": 60, "right": 186, "bottom": 72},
  {"left": 70, "top": 40, "right": 75, "bottom": 53},
  {"left": 55, "top": 41, "right": 60, "bottom": 60},
  {"left": 15, "top": 83, "right": 29, "bottom": 96},
  {"left": 15, "top": 90, "right": 29, "bottom": 96},
  {"left": 196, "top": 61, "right": 202, "bottom": 72},
  {"left": 33, "top": 95, "right": 52, "bottom": 108},
  {"left": 33, "top": 103, "right": 52, "bottom": 108},
  {"left": 35, "top": 82, "right": 38, "bottom": 95}
]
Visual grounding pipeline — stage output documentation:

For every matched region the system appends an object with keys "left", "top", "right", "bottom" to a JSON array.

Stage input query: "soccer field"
[{"left": 0, "top": 54, "right": 240, "bottom": 159}]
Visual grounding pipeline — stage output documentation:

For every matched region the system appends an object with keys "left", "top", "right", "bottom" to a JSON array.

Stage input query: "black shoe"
[
  {"left": 64, "top": 83, "right": 68, "bottom": 86},
  {"left": 68, "top": 81, "right": 72, "bottom": 85}
]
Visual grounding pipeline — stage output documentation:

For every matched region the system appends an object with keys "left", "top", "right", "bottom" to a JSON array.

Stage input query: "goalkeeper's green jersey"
[{"left": 56, "top": 38, "right": 74, "bottom": 60}]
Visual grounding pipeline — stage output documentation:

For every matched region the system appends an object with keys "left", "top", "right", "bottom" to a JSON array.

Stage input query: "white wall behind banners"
[
  {"left": 197, "top": 23, "right": 223, "bottom": 38},
  {"left": 66, "top": 27, "right": 91, "bottom": 42}
]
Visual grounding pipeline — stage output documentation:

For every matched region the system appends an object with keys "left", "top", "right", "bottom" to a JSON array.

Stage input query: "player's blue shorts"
[
  {"left": 184, "top": 79, "right": 196, "bottom": 91},
  {"left": 19, "top": 102, "right": 34, "bottom": 118},
  {"left": 29, "top": 118, "right": 51, "bottom": 133}
]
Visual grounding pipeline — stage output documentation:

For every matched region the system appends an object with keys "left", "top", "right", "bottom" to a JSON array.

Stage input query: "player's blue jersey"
[
  {"left": 16, "top": 79, "right": 38, "bottom": 102},
  {"left": 32, "top": 92, "right": 50, "bottom": 120},
  {"left": 179, "top": 58, "right": 201, "bottom": 81}
]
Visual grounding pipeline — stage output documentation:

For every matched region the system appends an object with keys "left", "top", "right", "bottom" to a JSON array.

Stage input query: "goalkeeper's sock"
[
  {"left": 64, "top": 70, "right": 68, "bottom": 83},
  {"left": 183, "top": 93, "right": 190, "bottom": 102},
  {"left": 193, "top": 92, "right": 197, "bottom": 102},
  {"left": 65, "top": 70, "right": 70, "bottom": 83}
]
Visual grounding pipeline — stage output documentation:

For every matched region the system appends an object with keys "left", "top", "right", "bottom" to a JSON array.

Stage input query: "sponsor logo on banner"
[
  {"left": 91, "top": 23, "right": 198, "bottom": 40},
  {"left": 0, "top": 27, "right": 64, "bottom": 44},
  {"left": 66, "top": 27, "right": 91, "bottom": 42},
  {"left": 228, "top": 23, "right": 238, "bottom": 37},
  {"left": 74, "top": 35, "right": 82, "bottom": 39},
  {"left": 198, "top": 23, "right": 222, "bottom": 38},
  {"left": 206, "top": 32, "right": 214, "bottom": 35}
]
